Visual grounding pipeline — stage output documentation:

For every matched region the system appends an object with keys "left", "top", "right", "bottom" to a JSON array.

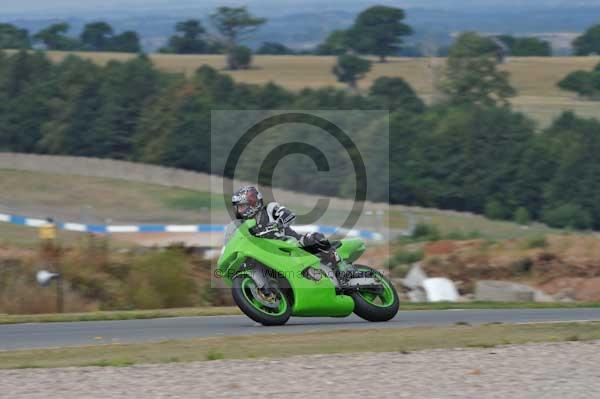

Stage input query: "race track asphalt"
[{"left": 2, "top": 308, "right": 600, "bottom": 350}]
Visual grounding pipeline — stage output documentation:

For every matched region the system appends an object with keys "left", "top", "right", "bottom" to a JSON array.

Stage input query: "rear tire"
[
  {"left": 350, "top": 266, "right": 399, "bottom": 322},
  {"left": 231, "top": 275, "right": 292, "bottom": 326}
]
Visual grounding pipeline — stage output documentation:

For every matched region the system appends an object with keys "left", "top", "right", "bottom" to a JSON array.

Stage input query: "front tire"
[
  {"left": 351, "top": 266, "right": 399, "bottom": 322},
  {"left": 231, "top": 275, "right": 292, "bottom": 326}
]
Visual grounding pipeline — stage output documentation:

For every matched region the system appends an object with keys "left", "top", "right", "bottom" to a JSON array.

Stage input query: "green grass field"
[
  {"left": 39, "top": 51, "right": 600, "bottom": 128},
  {"left": 2, "top": 322, "right": 598, "bottom": 369}
]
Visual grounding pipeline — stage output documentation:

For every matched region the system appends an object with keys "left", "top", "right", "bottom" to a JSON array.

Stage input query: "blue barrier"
[{"left": 0, "top": 212, "right": 383, "bottom": 240}]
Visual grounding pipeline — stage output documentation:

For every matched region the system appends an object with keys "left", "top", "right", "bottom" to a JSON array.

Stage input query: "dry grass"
[
  {"left": 0, "top": 169, "right": 216, "bottom": 224},
  {"left": 8, "top": 49, "right": 600, "bottom": 126},
  {"left": 0, "top": 223, "right": 83, "bottom": 248},
  {"left": 393, "top": 206, "right": 560, "bottom": 240},
  {"left": 41, "top": 52, "right": 600, "bottom": 96},
  {"left": 512, "top": 96, "right": 600, "bottom": 127},
  {"left": 1, "top": 322, "right": 599, "bottom": 369},
  {"left": 38, "top": 52, "right": 600, "bottom": 127}
]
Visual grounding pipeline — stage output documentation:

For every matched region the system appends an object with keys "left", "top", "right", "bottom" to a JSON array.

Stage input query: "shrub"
[
  {"left": 206, "top": 351, "right": 225, "bottom": 360},
  {"left": 391, "top": 249, "right": 424, "bottom": 265},
  {"left": 484, "top": 199, "right": 510, "bottom": 220},
  {"left": 411, "top": 223, "right": 440, "bottom": 241},
  {"left": 541, "top": 204, "right": 592, "bottom": 230},
  {"left": 445, "top": 229, "right": 482, "bottom": 240},
  {"left": 510, "top": 258, "right": 533, "bottom": 275},
  {"left": 389, "top": 262, "right": 410, "bottom": 277},
  {"left": 513, "top": 207, "right": 531, "bottom": 225},
  {"left": 524, "top": 235, "right": 547, "bottom": 249},
  {"left": 128, "top": 249, "right": 198, "bottom": 309}
]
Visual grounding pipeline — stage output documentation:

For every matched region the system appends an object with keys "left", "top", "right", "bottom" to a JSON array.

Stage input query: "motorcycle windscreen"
[{"left": 223, "top": 220, "right": 243, "bottom": 244}]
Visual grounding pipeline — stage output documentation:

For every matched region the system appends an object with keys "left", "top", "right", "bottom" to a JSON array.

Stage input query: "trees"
[
  {"left": 256, "top": 42, "right": 293, "bottom": 55},
  {"left": 497, "top": 35, "right": 551, "bottom": 56},
  {"left": 36, "top": 55, "right": 103, "bottom": 155},
  {"left": 316, "top": 30, "right": 349, "bottom": 55},
  {"left": 441, "top": 32, "right": 516, "bottom": 106},
  {"left": 0, "top": 24, "right": 31, "bottom": 49},
  {"left": 210, "top": 6, "right": 266, "bottom": 45},
  {"left": 90, "top": 56, "right": 162, "bottom": 158},
  {"left": 80, "top": 22, "right": 141, "bottom": 53},
  {"left": 403, "top": 105, "right": 535, "bottom": 214},
  {"left": 80, "top": 22, "right": 113, "bottom": 51},
  {"left": 161, "top": 19, "right": 221, "bottom": 54},
  {"left": 558, "top": 63, "right": 600, "bottom": 99},
  {"left": 573, "top": 24, "right": 600, "bottom": 56},
  {"left": 449, "top": 32, "right": 502, "bottom": 58},
  {"left": 0, "top": 51, "right": 53, "bottom": 152},
  {"left": 228, "top": 45, "right": 252, "bottom": 70},
  {"left": 345, "top": 6, "right": 412, "bottom": 62},
  {"left": 332, "top": 54, "right": 372, "bottom": 89},
  {"left": 6, "top": 50, "right": 600, "bottom": 228},
  {"left": 370, "top": 77, "right": 424, "bottom": 113},
  {"left": 110, "top": 31, "right": 141, "bottom": 53},
  {"left": 33, "top": 23, "right": 80, "bottom": 51},
  {"left": 511, "top": 37, "right": 551, "bottom": 56},
  {"left": 210, "top": 6, "right": 266, "bottom": 69},
  {"left": 537, "top": 112, "right": 600, "bottom": 229},
  {"left": 33, "top": 21, "right": 140, "bottom": 53},
  {"left": 176, "top": 19, "right": 206, "bottom": 41}
]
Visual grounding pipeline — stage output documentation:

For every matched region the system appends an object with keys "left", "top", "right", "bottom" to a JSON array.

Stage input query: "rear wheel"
[
  {"left": 350, "top": 266, "right": 399, "bottom": 322},
  {"left": 231, "top": 275, "right": 292, "bottom": 326}
]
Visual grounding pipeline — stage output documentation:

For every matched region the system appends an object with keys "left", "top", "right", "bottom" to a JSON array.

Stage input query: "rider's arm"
[
  {"left": 251, "top": 202, "right": 301, "bottom": 239},
  {"left": 269, "top": 203, "right": 302, "bottom": 239}
]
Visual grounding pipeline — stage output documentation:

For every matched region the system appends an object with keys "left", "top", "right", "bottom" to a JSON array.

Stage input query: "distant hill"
[{"left": 2, "top": 1, "right": 600, "bottom": 52}]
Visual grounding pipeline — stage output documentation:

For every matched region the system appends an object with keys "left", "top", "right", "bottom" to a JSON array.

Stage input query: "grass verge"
[
  {"left": 0, "top": 307, "right": 243, "bottom": 325},
  {"left": 1, "top": 302, "right": 600, "bottom": 325},
  {"left": 1, "top": 322, "right": 598, "bottom": 369}
]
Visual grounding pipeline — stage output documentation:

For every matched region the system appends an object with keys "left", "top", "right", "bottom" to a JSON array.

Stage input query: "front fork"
[{"left": 237, "top": 261, "right": 281, "bottom": 298}]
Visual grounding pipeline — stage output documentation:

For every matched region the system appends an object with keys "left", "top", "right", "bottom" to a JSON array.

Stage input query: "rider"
[{"left": 231, "top": 186, "right": 344, "bottom": 280}]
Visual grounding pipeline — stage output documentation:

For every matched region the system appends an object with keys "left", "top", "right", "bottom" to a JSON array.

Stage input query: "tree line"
[
  {"left": 7, "top": 5, "right": 600, "bottom": 59},
  {"left": 1, "top": 41, "right": 600, "bottom": 229},
  {"left": 0, "top": 21, "right": 142, "bottom": 53}
]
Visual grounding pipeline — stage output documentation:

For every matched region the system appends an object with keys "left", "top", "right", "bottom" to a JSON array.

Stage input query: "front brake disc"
[{"left": 249, "top": 282, "right": 280, "bottom": 309}]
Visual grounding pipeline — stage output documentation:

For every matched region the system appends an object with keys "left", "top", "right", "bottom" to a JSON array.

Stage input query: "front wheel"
[
  {"left": 231, "top": 275, "right": 292, "bottom": 326},
  {"left": 350, "top": 266, "right": 399, "bottom": 322}
]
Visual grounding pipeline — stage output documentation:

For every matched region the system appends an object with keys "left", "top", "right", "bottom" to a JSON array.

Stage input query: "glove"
[
  {"left": 273, "top": 206, "right": 296, "bottom": 228},
  {"left": 251, "top": 221, "right": 282, "bottom": 238},
  {"left": 300, "top": 232, "right": 330, "bottom": 249}
]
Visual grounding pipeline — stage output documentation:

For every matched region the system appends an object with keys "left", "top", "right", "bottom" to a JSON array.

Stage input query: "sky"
[
  {"left": 0, "top": 0, "right": 401, "bottom": 18},
  {"left": 1, "top": 0, "right": 582, "bottom": 14}
]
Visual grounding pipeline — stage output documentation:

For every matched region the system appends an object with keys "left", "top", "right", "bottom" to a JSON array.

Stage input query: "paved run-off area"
[{"left": 2, "top": 340, "right": 599, "bottom": 399}]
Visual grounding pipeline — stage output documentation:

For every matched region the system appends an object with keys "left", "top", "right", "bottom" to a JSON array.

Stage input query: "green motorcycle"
[{"left": 217, "top": 219, "right": 399, "bottom": 326}]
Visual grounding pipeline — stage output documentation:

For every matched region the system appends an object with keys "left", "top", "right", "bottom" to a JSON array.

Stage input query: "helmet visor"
[{"left": 235, "top": 203, "right": 250, "bottom": 216}]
